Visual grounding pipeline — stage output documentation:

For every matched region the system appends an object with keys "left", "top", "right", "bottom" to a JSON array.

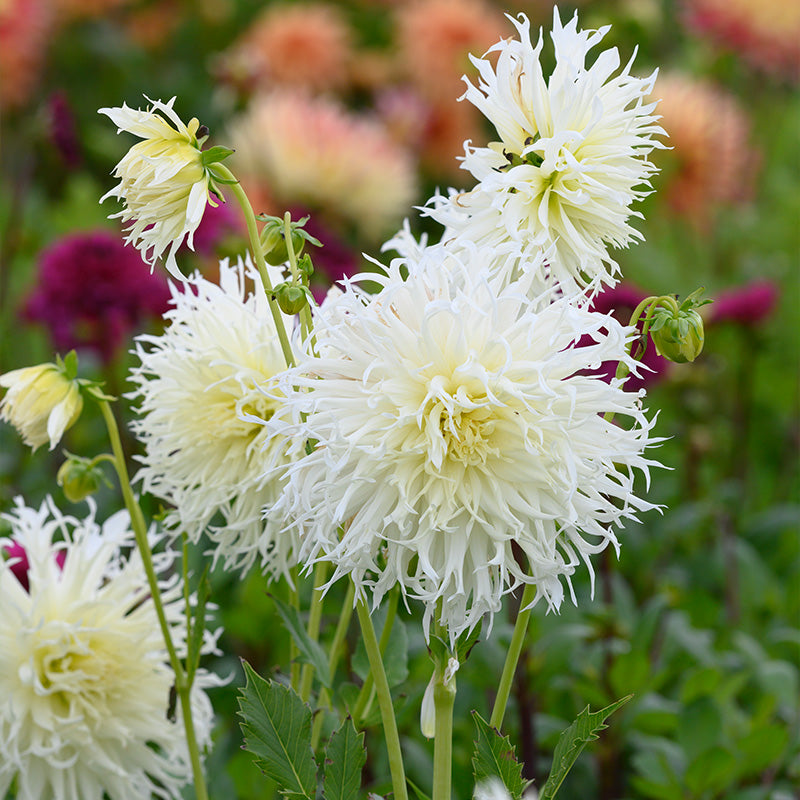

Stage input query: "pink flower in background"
[
  {"left": 3, "top": 541, "right": 66, "bottom": 593},
  {"left": 395, "top": 0, "right": 507, "bottom": 101},
  {"left": 222, "top": 3, "right": 352, "bottom": 93},
  {"left": 653, "top": 73, "right": 759, "bottom": 229},
  {"left": 710, "top": 280, "right": 779, "bottom": 326},
  {"left": 0, "top": 0, "right": 52, "bottom": 110},
  {"left": 682, "top": 0, "right": 800, "bottom": 81},
  {"left": 24, "top": 231, "right": 171, "bottom": 363},
  {"left": 228, "top": 90, "right": 417, "bottom": 240}
]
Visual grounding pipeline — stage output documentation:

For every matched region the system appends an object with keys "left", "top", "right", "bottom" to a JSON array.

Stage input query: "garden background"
[{"left": 1, "top": 0, "right": 798, "bottom": 797}]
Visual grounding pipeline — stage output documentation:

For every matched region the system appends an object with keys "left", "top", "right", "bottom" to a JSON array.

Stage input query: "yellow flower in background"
[
  {"left": 100, "top": 96, "right": 231, "bottom": 279},
  {"left": 0, "top": 356, "right": 83, "bottom": 451}
]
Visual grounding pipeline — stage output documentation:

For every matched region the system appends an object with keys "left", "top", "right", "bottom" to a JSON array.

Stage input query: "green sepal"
[{"left": 201, "top": 145, "right": 235, "bottom": 167}]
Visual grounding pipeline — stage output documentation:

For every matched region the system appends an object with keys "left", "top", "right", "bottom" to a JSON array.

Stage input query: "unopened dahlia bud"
[
  {"left": 0, "top": 353, "right": 83, "bottom": 451},
  {"left": 274, "top": 282, "right": 309, "bottom": 314},
  {"left": 649, "top": 289, "right": 709, "bottom": 363},
  {"left": 57, "top": 455, "right": 106, "bottom": 503},
  {"left": 99, "top": 96, "right": 232, "bottom": 279}
]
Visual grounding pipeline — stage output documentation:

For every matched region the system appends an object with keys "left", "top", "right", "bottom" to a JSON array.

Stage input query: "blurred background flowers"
[{"left": 1, "top": 0, "right": 798, "bottom": 797}]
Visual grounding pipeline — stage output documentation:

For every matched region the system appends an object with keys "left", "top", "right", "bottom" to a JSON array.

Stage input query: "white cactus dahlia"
[
  {"left": 128, "top": 257, "right": 295, "bottom": 576},
  {"left": 0, "top": 497, "right": 218, "bottom": 800},
  {"left": 268, "top": 252, "right": 661, "bottom": 641},
  {"left": 428, "top": 8, "right": 664, "bottom": 294}
]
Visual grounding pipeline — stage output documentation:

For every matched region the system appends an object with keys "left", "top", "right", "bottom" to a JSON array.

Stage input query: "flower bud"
[
  {"left": 274, "top": 282, "right": 309, "bottom": 315},
  {"left": 0, "top": 355, "right": 83, "bottom": 451},
  {"left": 259, "top": 218, "right": 308, "bottom": 266},
  {"left": 650, "top": 306, "right": 705, "bottom": 363},
  {"left": 57, "top": 456, "right": 106, "bottom": 503}
]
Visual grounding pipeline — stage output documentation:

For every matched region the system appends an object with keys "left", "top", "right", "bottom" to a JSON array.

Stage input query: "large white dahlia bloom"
[
  {"left": 100, "top": 96, "right": 220, "bottom": 279},
  {"left": 269, "top": 255, "right": 661, "bottom": 640},
  {"left": 128, "top": 257, "right": 295, "bottom": 576},
  {"left": 427, "top": 8, "right": 663, "bottom": 294},
  {"left": 0, "top": 497, "right": 218, "bottom": 800}
]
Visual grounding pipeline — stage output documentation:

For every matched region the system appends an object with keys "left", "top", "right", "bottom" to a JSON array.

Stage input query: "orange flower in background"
[
  {"left": 228, "top": 90, "right": 417, "bottom": 240},
  {"left": 653, "top": 73, "right": 759, "bottom": 228},
  {"left": 0, "top": 0, "right": 52, "bottom": 110},
  {"left": 683, "top": 0, "right": 800, "bottom": 81},
  {"left": 222, "top": 2, "right": 352, "bottom": 93},
  {"left": 396, "top": 0, "right": 508, "bottom": 101}
]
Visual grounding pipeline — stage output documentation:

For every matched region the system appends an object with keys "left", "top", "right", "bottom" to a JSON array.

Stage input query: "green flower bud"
[
  {"left": 57, "top": 456, "right": 106, "bottom": 503},
  {"left": 650, "top": 305, "right": 705, "bottom": 363},
  {"left": 274, "top": 282, "right": 309, "bottom": 315},
  {"left": 258, "top": 214, "right": 321, "bottom": 267}
]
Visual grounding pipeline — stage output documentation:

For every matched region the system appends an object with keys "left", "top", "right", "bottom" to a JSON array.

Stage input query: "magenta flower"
[
  {"left": 3, "top": 540, "right": 65, "bottom": 592},
  {"left": 709, "top": 280, "right": 778, "bottom": 326},
  {"left": 24, "top": 231, "right": 171, "bottom": 363}
]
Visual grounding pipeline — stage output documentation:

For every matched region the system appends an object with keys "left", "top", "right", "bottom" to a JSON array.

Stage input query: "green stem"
[
  {"left": 353, "top": 587, "right": 398, "bottom": 725},
  {"left": 432, "top": 668, "right": 456, "bottom": 800},
  {"left": 355, "top": 598, "right": 408, "bottom": 800},
  {"left": 490, "top": 582, "right": 537, "bottom": 730},
  {"left": 282, "top": 211, "right": 315, "bottom": 346},
  {"left": 98, "top": 400, "right": 208, "bottom": 800},
  {"left": 287, "top": 569, "right": 302, "bottom": 691},
  {"left": 299, "top": 560, "right": 330, "bottom": 703},
  {"left": 214, "top": 164, "right": 295, "bottom": 369}
]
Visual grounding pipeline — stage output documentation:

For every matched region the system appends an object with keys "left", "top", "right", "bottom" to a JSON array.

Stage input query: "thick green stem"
[
  {"left": 432, "top": 669, "right": 456, "bottom": 800},
  {"left": 98, "top": 400, "right": 208, "bottom": 800},
  {"left": 353, "top": 587, "right": 398, "bottom": 725},
  {"left": 299, "top": 560, "right": 330, "bottom": 703},
  {"left": 355, "top": 599, "right": 408, "bottom": 800},
  {"left": 490, "top": 582, "right": 538, "bottom": 730},
  {"left": 214, "top": 164, "right": 295, "bottom": 369}
]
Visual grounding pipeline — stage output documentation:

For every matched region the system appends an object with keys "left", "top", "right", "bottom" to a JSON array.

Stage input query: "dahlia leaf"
[
  {"left": 238, "top": 661, "right": 317, "bottom": 799},
  {"left": 271, "top": 594, "right": 332, "bottom": 689},
  {"left": 539, "top": 695, "right": 632, "bottom": 800},
  {"left": 322, "top": 717, "right": 366, "bottom": 800},
  {"left": 471, "top": 712, "right": 529, "bottom": 800}
]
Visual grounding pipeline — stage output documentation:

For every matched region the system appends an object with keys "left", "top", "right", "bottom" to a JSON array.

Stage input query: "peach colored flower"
[
  {"left": 0, "top": 0, "right": 52, "bottom": 110},
  {"left": 223, "top": 2, "right": 352, "bottom": 93},
  {"left": 395, "top": 0, "right": 508, "bottom": 101},
  {"left": 683, "top": 0, "right": 800, "bottom": 81},
  {"left": 228, "top": 90, "right": 417, "bottom": 239},
  {"left": 653, "top": 73, "right": 759, "bottom": 228}
]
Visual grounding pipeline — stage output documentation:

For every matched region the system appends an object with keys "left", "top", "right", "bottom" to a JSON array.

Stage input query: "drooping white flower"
[
  {"left": 269, "top": 252, "right": 661, "bottom": 641},
  {"left": 128, "top": 257, "right": 296, "bottom": 576},
  {"left": 427, "top": 8, "right": 664, "bottom": 294},
  {"left": 0, "top": 496, "right": 219, "bottom": 800},
  {"left": 0, "top": 357, "right": 83, "bottom": 451},
  {"left": 100, "top": 96, "right": 225, "bottom": 279}
]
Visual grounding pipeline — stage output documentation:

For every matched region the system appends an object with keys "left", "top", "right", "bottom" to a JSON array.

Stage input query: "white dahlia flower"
[
  {"left": 0, "top": 359, "right": 82, "bottom": 451},
  {"left": 100, "top": 96, "right": 224, "bottom": 279},
  {"left": 128, "top": 257, "right": 296, "bottom": 576},
  {"left": 427, "top": 8, "right": 664, "bottom": 294},
  {"left": 0, "top": 496, "right": 218, "bottom": 800},
  {"left": 269, "top": 255, "right": 661, "bottom": 641}
]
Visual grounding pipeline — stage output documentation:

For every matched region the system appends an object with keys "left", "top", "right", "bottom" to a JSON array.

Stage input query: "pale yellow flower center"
[{"left": 436, "top": 401, "right": 500, "bottom": 466}]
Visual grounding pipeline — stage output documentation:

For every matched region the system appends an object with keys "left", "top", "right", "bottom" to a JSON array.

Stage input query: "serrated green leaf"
[
  {"left": 237, "top": 661, "right": 317, "bottom": 799},
  {"left": 539, "top": 695, "right": 632, "bottom": 800},
  {"left": 471, "top": 712, "right": 528, "bottom": 800},
  {"left": 271, "top": 594, "right": 332, "bottom": 689},
  {"left": 323, "top": 717, "right": 366, "bottom": 800}
]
